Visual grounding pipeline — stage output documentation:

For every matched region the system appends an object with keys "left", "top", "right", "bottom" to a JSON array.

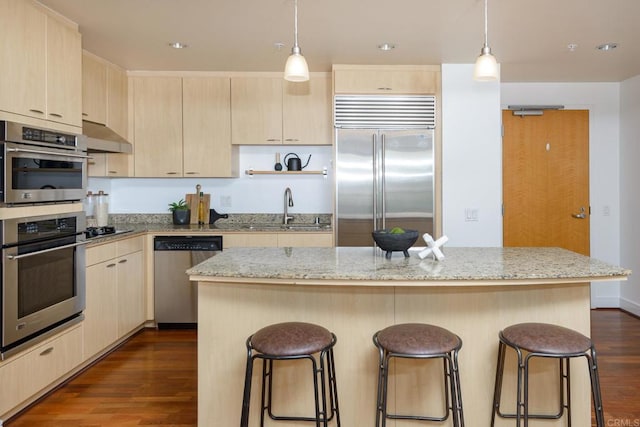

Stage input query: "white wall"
[
  {"left": 501, "top": 82, "right": 622, "bottom": 308},
  {"left": 619, "top": 75, "right": 640, "bottom": 316},
  {"left": 441, "top": 64, "right": 503, "bottom": 246},
  {"left": 88, "top": 145, "right": 333, "bottom": 214}
]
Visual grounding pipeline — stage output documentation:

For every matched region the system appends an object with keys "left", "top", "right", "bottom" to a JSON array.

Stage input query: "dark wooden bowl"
[{"left": 372, "top": 229, "right": 419, "bottom": 259}]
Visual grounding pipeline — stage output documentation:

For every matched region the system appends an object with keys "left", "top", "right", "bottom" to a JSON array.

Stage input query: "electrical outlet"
[
  {"left": 221, "top": 195, "right": 232, "bottom": 207},
  {"left": 603, "top": 205, "right": 610, "bottom": 216}
]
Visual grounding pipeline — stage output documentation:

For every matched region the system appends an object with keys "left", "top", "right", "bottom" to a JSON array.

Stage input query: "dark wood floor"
[{"left": 6, "top": 309, "right": 640, "bottom": 426}]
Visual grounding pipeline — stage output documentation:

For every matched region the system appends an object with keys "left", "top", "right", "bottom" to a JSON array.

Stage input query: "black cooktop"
[{"left": 85, "top": 226, "right": 116, "bottom": 239}]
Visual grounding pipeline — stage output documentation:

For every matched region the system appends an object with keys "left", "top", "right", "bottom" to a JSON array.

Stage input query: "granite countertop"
[{"left": 187, "top": 246, "right": 631, "bottom": 286}]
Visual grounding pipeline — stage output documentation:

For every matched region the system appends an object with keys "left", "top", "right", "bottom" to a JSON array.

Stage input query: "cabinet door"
[
  {"left": 183, "top": 77, "right": 238, "bottom": 177},
  {"left": 46, "top": 15, "right": 82, "bottom": 127},
  {"left": 117, "top": 251, "right": 145, "bottom": 337},
  {"left": 231, "top": 77, "right": 283, "bottom": 145},
  {"left": 0, "top": 0, "right": 46, "bottom": 119},
  {"left": 106, "top": 62, "right": 128, "bottom": 138},
  {"left": 84, "top": 261, "right": 118, "bottom": 359},
  {"left": 334, "top": 69, "right": 438, "bottom": 94},
  {"left": 277, "top": 233, "right": 333, "bottom": 247},
  {"left": 283, "top": 76, "right": 332, "bottom": 145},
  {"left": 133, "top": 77, "right": 183, "bottom": 177},
  {"left": 81, "top": 53, "right": 107, "bottom": 124}
]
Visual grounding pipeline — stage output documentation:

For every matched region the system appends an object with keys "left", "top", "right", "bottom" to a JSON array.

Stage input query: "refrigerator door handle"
[
  {"left": 372, "top": 133, "right": 378, "bottom": 231},
  {"left": 381, "top": 133, "right": 386, "bottom": 230}
]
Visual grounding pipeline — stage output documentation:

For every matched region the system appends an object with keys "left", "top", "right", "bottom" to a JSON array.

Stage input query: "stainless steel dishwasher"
[{"left": 153, "top": 235, "right": 222, "bottom": 329}]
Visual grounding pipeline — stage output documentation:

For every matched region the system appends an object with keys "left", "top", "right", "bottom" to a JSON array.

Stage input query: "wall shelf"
[{"left": 245, "top": 168, "right": 328, "bottom": 176}]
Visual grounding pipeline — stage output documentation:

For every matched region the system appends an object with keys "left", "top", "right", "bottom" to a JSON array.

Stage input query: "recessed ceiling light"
[
  {"left": 168, "top": 42, "right": 188, "bottom": 49},
  {"left": 567, "top": 43, "right": 578, "bottom": 52},
  {"left": 596, "top": 43, "right": 618, "bottom": 51},
  {"left": 378, "top": 43, "right": 396, "bottom": 51}
]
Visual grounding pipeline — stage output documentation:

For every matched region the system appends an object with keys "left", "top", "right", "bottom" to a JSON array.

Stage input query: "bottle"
[
  {"left": 198, "top": 191, "right": 205, "bottom": 225},
  {"left": 95, "top": 190, "right": 109, "bottom": 227},
  {"left": 84, "top": 191, "right": 97, "bottom": 228}
]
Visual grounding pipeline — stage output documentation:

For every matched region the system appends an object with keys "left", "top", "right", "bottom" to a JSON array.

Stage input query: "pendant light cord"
[
  {"left": 293, "top": 0, "right": 300, "bottom": 49},
  {"left": 483, "top": 0, "right": 489, "bottom": 48}
]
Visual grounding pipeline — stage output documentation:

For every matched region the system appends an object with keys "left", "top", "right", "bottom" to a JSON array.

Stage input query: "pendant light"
[
  {"left": 473, "top": 0, "right": 499, "bottom": 81},
  {"left": 284, "top": 0, "right": 309, "bottom": 82}
]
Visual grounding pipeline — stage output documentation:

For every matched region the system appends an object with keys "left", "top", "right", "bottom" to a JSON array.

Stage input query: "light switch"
[
  {"left": 221, "top": 195, "right": 232, "bottom": 207},
  {"left": 464, "top": 208, "right": 479, "bottom": 222}
]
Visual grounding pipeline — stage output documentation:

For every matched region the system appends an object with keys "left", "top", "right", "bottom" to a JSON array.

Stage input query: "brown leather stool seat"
[
  {"left": 373, "top": 323, "right": 464, "bottom": 427},
  {"left": 491, "top": 322, "right": 604, "bottom": 427},
  {"left": 241, "top": 322, "right": 340, "bottom": 427}
]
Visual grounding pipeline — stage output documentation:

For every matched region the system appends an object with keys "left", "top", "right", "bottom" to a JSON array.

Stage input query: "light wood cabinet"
[
  {"left": 333, "top": 65, "right": 439, "bottom": 95},
  {"left": 231, "top": 75, "right": 332, "bottom": 145},
  {"left": 0, "top": 325, "right": 82, "bottom": 416},
  {"left": 84, "top": 236, "right": 144, "bottom": 360},
  {"left": 132, "top": 77, "right": 183, "bottom": 177},
  {"left": 0, "top": 0, "right": 46, "bottom": 120},
  {"left": 277, "top": 232, "right": 333, "bottom": 247},
  {"left": 82, "top": 52, "right": 107, "bottom": 124},
  {"left": 46, "top": 16, "right": 82, "bottom": 127},
  {"left": 0, "top": 0, "right": 82, "bottom": 128},
  {"left": 231, "top": 77, "right": 283, "bottom": 145},
  {"left": 283, "top": 77, "right": 332, "bottom": 145},
  {"left": 84, "top": 52, "right": 131, "bottom": 177},
  {"left": 183, "top": 77, "right": 238, "bottom": 177}
]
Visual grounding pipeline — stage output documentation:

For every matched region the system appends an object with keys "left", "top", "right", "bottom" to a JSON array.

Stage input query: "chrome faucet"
[{"left": 283, "top": 187, "right": 294, "bottom": 225}]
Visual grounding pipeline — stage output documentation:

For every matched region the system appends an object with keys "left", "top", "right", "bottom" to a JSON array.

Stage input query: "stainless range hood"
[{"left": 82, "top": 120, "right": 133, "bottom": 154}]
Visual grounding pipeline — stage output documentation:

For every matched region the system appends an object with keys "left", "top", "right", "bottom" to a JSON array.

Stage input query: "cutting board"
[{"left": 185, "top": 193, "right": 211, "bottom": 224}]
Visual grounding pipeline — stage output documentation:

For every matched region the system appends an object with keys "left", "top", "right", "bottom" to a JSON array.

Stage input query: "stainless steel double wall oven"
[{"left": 0, "top": 121, "right": 89, "bottom": 359}]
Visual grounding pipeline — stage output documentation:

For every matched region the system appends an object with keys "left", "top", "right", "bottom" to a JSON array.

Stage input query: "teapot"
[{"left": 284, "top": 153, "right": 312, "bottom": 171}]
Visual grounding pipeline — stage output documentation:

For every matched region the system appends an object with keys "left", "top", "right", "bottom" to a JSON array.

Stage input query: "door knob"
[{"left": 572, "top": 207, "right": 587, "bottom": 219}]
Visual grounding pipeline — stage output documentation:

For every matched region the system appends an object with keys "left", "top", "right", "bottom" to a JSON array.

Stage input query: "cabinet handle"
[
  {"left": 284, "top": 138, "right": 300, "bottom": 142},
  {"left": 88, "top": 161, "right": 96, "bottom": 165},
  {"left": 377, "top": 87, "right": 392, "bottom": 91},
  {"left": 118, "top": 259, "right": 128, "bottom": 264},
  {"left": 106, "top": 263, "right": 117, "bottom": 268},
  {"left": 185, "top": 172, "right": 199, "bottom": 175},
  {"left": 266, "top": 138, "right": 281, "bottom": 142},
  {"left": 166, "top": 172, "right": 178, "bottom": 175},
  {"left": 29, "top": 109, "right": 45, "bottom": 115},
  {"left": 82, "top": 112, "right": 89, "bottom": 117},
  {"left": 49, "top": 113, "right": 63, "bottom": 118},
  {"left": 39, "top": 347, "right": 54, "bottom": 356},
  {"left": 108, "top": 171, "right": 118, "bottom": 174}
]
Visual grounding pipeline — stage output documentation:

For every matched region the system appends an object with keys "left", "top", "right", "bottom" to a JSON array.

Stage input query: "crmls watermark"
[{"left": 607, "top": 419, "right": 640, "bottom": 427}]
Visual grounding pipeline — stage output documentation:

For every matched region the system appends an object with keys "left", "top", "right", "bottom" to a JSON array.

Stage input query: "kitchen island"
[{"left": 188, "top": 247, "right": 630, "bottom": 427}]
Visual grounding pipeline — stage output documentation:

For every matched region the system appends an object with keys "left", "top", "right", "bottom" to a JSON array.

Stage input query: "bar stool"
[
  {"left": 491, "top": 322, "right": 604, "bottom": 427},
  {"left": 373, "top": 323, "right": 464, "bottom": 427},
  {"left": 241, "top": 322, "right": 340, "bottom": 427}
]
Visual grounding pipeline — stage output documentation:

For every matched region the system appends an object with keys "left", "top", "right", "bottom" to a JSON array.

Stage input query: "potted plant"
[{"left": 169, "top": 199, "right": 190, "bottom": 225}]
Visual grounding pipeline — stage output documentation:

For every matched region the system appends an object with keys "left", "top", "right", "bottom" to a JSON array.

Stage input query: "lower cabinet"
[
  {"left": 84, "top": 236, "right": 144, "bottom": 360},
  {"left": 277, "top": 232, "right": 333, "bottom": 247},
  {"left": 0, "top": 325, "right": 83, "bottom": 417},
  {"left": 222, "top": 232, "right": 333, "bottom": 248}
]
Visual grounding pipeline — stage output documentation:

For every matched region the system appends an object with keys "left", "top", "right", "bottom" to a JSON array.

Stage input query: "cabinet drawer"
[
  {"left": 86, "top": 241, "right": 117, "bottom": 266},
  {"left": 0, "top": 325, "right": 83, "bottom": 415},
  {"left": 117, "top": 235, "right": 143, "bottom": 256},
  {"left": 277, "top": 233, "right": 333, "bottom": 247}
]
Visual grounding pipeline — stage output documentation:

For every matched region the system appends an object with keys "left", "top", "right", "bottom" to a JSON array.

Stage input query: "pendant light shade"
[
  {"left": 284, "top": 0, "right": 309, "bottom": 82},
  {"left": 473, "top": 0, "right": 499, "bottom": 81}
]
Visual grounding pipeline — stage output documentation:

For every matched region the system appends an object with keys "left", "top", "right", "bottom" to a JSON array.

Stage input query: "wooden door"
[
  {"left": 283, "top": 76, "right": 332, "bottom": 145},
  {"left": 503, "top": 110, "right": 590, "bottom": 255},
  {"left": 231, "top": 77, "right": 282, "bottom": 145}
]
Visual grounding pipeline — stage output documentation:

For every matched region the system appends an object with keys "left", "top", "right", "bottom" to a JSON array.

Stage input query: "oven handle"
[
  {"left": 6, "top": 147, "right": 91, "bottom": 160},
  {"left": 6, "top": 240, "right": 90, "bottom": 260}
]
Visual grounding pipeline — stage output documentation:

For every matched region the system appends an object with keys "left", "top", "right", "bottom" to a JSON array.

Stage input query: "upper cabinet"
[
  {"left": 183, "top": 77, "right": 238, "bottom": 177},
  {"left": 333, "top": 65, "right": 440, "bottom": 95},
  {"left": 131, "top": 75, "right": 238, "bottom": 178},
  {"left": 132, "top": 76, "right": 183, "bottom": 177},
  {"left": 82, "top": 53, "right": 107, "bottom": 124},
  {"left": 231, "top": 74, "right": 332, "bottom": 145},
  {"left": 0, "top": 0, "right": 81, "bottom": 129}
]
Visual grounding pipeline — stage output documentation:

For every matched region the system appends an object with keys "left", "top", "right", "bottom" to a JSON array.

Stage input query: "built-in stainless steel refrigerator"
[{"left": 334, "top": 95, "right": 435, "bottom": 247}]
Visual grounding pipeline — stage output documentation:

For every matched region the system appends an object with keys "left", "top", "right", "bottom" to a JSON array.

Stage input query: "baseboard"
[
  {"left": 620, "top": 297, "right": 640, "bottom": 317},
  {"left": 591, "top": 296, "right": 621, "bottom": 308}
]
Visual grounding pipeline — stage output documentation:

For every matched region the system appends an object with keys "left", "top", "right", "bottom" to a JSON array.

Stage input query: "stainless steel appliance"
[
  {"left": 334, "top": 95, "right": 436, "bottom": 246},
  {"left": 0, "top": 121, "right": 88, "bottom": 205},
  {"left": 154, "top": 236, "right": 223, "bottom": 328},
  {"left": 1, "top": 212, "right": 87, "bottom": 359}
]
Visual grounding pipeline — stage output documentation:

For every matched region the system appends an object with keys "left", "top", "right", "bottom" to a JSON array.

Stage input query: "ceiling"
[{"left": 39, "top": 0, "right": 640, "bottom": 82}]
